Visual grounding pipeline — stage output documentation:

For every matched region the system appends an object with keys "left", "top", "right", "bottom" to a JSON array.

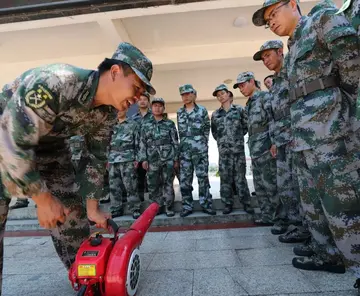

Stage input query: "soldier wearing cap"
[
  {"left": 177, "top": 84, "right": 216, "bottom": 217},
  {"left": 139, "top": 98, "right": 178, "bottom": 217},
  {"left": 132, "top": 91, "right": 153, "bottom": 202},
  {"left": 234, "top": 72, "right": 278, "bottom": 225},
  {"left": 211, "top": 84, "right": 253, "bottom": 215},
  {"left": 254, "top": 40, "right": 307, "bottom": 242},
  {"left": 0, "top": 42, "right": 155, "bottom": 290},
  {"left": 108, "top": 110, "right": 141, "bottom": 220},
  {"left": 253, "top": 0, "right": 359, "bottom": 284}
]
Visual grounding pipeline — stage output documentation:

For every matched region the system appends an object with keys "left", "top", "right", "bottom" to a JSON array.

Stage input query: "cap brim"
[
  {"left": 180, "top": 91, "right": 194, "bottom": 95},
  {"left": 233, "top": 83, "right": 239, "bottom": 89},
  {"left": 253, "top": 50, "right": 263, "bottom": 61},
  {"left": 252, "top": 7, "right": 267, "bottom": 26},
  {"left": 132, "top": 67, "right": 156, "bottom": 95}
]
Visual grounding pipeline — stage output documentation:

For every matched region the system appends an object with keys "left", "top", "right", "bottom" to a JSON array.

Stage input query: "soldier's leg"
[
  {"left": 147, "top": 160, "right": 162, "bottom": 206},
  {"left": 194, "top": 154, "right": 213, "bottom": 210},
  {"left": 163, "top": 160, "right": 175, "bottom": 216},
  {"left": 120, "top": 162, "right": 140, "bottom": 214},
  {"left": 292, "top": 150, "right": 345, "bottom": 272},
  {"left": 109, "top": 163, "right": 124, "bottom": 214},
  {"left": 219, "top": 154, "right": 233, "bottom": 207},
  {"left": 180, "top": 157, "right": 195, "bottom": 211},
  {"left": 38, "top": 153, "right": 90, "bottom": 270},
  {"left": 235, "top": 152, "right": 251, "bottom": 207},
  {"left": 137, "top": 164, "right": 147, "bottom": 202}
]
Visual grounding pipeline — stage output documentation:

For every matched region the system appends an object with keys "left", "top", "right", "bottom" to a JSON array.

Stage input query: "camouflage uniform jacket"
[
  {"left": 139, "top": 118, "right": 179, "bottom": 163},
  {"left": 108, "top": 119, "right": 138, "bottom": 164},
  {"left": 287, "top": 10, "right": 360, "bottom": 151},
  {"left": 69, "top": 135, "right": 85, "bottom": 161},
  {"left": 245, "top": 90, "right": 273, "bottom": 159},
  {"left": 132, "top": 109, "right": 153, "bottom": 124},
  {"left": 268, "top": 54, "right": 292, "bottom": 147},
  {"left": 211, "top": 104, "right": 248, "bottom": 154},
  {"left": 177, "top": 104, "right": 210, "bottom": 156},
  {"left": 0, "top": 64, "right": 117, "bottom": 199}
]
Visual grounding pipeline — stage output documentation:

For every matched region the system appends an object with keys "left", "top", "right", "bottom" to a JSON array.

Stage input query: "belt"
[
  {"left": 179, "top": 131, "right": 203, "bottom": 137},
  {"left": 112, "top": 144, "right": 134, "bottom": 152},
  {"left": 273, "top": 108, "right": 290, "bottom": 121},
  {"left": 151, "top": 139, "right": 171, "bottom": 146},
  {"left": 249, "top": 126, "right": 268, "bottom": 136},
  {"left": 289, "top": 76, "right": 339, "bottom": 103}
]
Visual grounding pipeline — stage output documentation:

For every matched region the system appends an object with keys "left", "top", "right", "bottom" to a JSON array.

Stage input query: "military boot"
[
  {"left": 293, "top": 237, "right": 315, "bottom": 257},
  {"left": 111, "top": 208, "right": 124, "bottom": 218},
  {"left": 254, "top": 218, "right": 273, "bottom": 226},
  {"left": 132, "top": 210, "right": 141, "bottom": 220},
  {"left": 9, "top": 199, "right": 29, "bottom": 210},
  {"left": 243, "top": 204, "right": 255, "bottom": 214},
  {"left": 271, "top": 222, "right": 288, "bottom": 235},
  {"left": 223, "top": 205, "right": 233, "bottom": 215},
  {"left": 166, "top": 207, "right": 175, "bottom": 217},
  {"left": 278, "top": 225, "right": 310, "bottom": 243},
  {"left": 180, "top": 209, "right": 193, "bottom": 217},
  {"left": 203, "top": 208, "right": 216, "bottom": 216},
  {"left": 353, "top": 279, "right": 360, "bottom": 295},
  {"left": 156, "top": 205, "right": 165, "bottom": 216},
  {"left": 292, "top": 255, "right": 346, "bottom": 274}
]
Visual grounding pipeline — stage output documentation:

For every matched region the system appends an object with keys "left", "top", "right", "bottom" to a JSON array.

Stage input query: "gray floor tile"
[
  {"left": 228, "top": 265, "right": 318, "bottom": 295},
  {"left": 276, "top": 292, "right": 356, "bottom": 296},
  {"left": 196, "top": 235, "right": 274, "bottom": 251},
  {"left": 193, "top": 268, "right": 248, "bottom": 296},
  {"left": 141, "top": 253, "right": 155, "bottom": 271},
  {"left": 165, "top": 229, "right": 230, "bottom": 241},
  {"left": 299, "top": 270, "right": 356, "bottom": 292},
  {"left": 227, "top": 226, "right": 273, "bottom": 237},
  {"left": 137, "top": 269, "right": 193, "bottom": 296},
  {"left": 141, "top": 237, "right": 196, "bottom": 254},
  {"left": 148, "top": 250, "right": 240, "bottom": 270},
  {"left": 235, "top": 247, "right": 294, "bottom": 266},
  {"left": 143, "top": 232, "right": 168, "bottom": 242},
  {"left": 4, "top": 257, "right": 64, "bottom": 275},
  {"left": 4, "top": 243, "right": 56, "bottom": 258}
]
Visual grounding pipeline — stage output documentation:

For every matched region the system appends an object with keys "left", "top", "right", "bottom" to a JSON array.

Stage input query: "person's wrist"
[
  {"left": 32, "top": 191, "right": 52, "bottom": 206},
  {"left": 86, "top": 199, "right": 99, "bottom": 213}
]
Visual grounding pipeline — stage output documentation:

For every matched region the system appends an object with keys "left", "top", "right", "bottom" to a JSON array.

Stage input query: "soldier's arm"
[
  {"left": 79, "top": 116, "right": 115, "bottom": 201},
  {"left": 202, "top": 108, "right": 210, "bottom": 142},
  {"left": 0, "top": 74, "right": 60, "bottom": 197},
  {"left": 210, "top": 113, "right": 217, "bottom": 141},
  {"left": 318, "top": 10, "right": 360, "bottom": 97},
  {"left": 239, "top": 106, "right": 248, "bottom": 136},
  {"left": 169, "top": 121, "right": 179, "bottom": 161},
  {"left": 263, "top": 93, "right": 276, "bottom": 145},
  {"left": 138, "top": 125, "right": 148, "bottom": 162}
]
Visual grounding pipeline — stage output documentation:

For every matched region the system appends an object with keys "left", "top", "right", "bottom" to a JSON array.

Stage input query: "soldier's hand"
[
  {"left": 134, "top": 161, "right": 139, "bottom": 168},
  {"left": 33, "top": 192, "right": 70, "bottom": 229},
  {"left": 86, "top": 199, "right": 111, "bottom": 229},
  {"left": 270, "top": 145, "right": 277, "bottom": 158},
  {"left": 142, "top": 161, "right": 149, "bottom": 170}
]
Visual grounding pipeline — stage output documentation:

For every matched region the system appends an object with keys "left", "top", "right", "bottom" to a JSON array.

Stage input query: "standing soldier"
[
  {"left": 234, "top": 72, "right": 278, "bottom": 225},
  {"left": 0, "top": 42, "right": 155, "bottom": 294},
  {"left": 253, "top": 40, "right": 307, "bottom": 241},
  {"left": 177, "top": 84, "right": 216, "bottom": 217},
  {"left": 108, "top": 110, "right": 141, "bottom": 219},
  {"left": 211, "top": 84, "right": 253, "bottom": 215},
  {"left": 252, "top": 0, "right": 358, "bottom": 286},
  {"left": 132, "top": 92, "right": 153, "bottom": 201},
  {"left": 139, "top": 98, "right": 178, "bottom": 217}
]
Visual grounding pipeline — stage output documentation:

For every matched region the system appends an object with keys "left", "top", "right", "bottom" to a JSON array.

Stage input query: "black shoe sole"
[
  {"left": 166, "top": 213, "right": 175, "bottom": 217},
  {"left": 279, "top": 236, "right": 310, "bottom": 243},
  {"left": 9, "top": 205, "right": 29, "bottom": 210},
  {"left": 293, "top": 248, "right": 315, "bottom": 257},
  {"left": 292, "top": 258, "right": 346, "bottom": 274},
  {"left": 271, "top": 228, "right": 288, "bottom": 235}
]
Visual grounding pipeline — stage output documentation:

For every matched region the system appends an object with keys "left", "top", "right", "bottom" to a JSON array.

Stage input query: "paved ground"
[{"left": 3, "top": 227, "right": 357, "bottom": 296}]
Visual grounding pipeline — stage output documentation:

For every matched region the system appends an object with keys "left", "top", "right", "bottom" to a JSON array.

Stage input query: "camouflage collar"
[
  {"left": 78, "top": 71, "right": 100, "bottom": 109},
  {"left": 288, "top": 16, "right": 307, "bottom": 48},
  {"left": 180, "top": 103, "right": 199, "bottom": 112}
]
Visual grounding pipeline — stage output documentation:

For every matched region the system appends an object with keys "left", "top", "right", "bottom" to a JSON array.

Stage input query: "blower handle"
[{"left": 88, "top": 219, "right": 119, "bottom": 234}]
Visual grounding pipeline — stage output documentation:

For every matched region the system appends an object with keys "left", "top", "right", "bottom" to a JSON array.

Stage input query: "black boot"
[
  {"left": 223, "top": 205, "right": 233, "bottom": 215},
  {"left": 180, "top": 209, "right": 193, "bottom": 217},
  {"left": 243, "top": 204, "right": 255, "bottom": 214},
  {"left": 292, "top": 256, "right": 346, "bottom": 274},
  {"left": 132, "top": 210, "right": 141, "bottom": 219},
  {"left": 279, "top": 226, "right": 310, "bottom": 243},
  {"left": 203, "top": 208, "right": 216, "bottom": 216},
  {"left": 166, "top": 207, "right": 175, "bottom": 217},
  {"left": 111, "top": 208, "right": 124, "bottom": 218},
  {"left": 353, "top": 278, "right": 360, "bottom": 295},
  {"left": 9, "top": 199, "right": 29, "bottom": 210},
  {"left": 293, "top": 237, "right": 314, "bottom": 257}
]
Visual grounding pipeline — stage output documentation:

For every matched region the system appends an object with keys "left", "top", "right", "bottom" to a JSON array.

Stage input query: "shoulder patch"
[{"left": 25, "top": 85, "right": 54, "bottom": 109}]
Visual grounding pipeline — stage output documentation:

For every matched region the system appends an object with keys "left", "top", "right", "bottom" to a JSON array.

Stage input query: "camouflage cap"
[
  {"left": 233, "top": 72, "right": 255, "bottom": 89},
  {"left": 252, "top": 0, "right": 300, "bottom": 27},
  {"left": 212, "top": 84, "right": 233, "bottom": 97},
  {"left": 111, "top": 42, "right": 156, "bottom": 95},
  {"left": 253, "top": 40, "right": 283, "bottom": 61},
  {"left": 179, "top": 84, "right": 196, "bottom": 95},
  {"left": 151, "top": 97, "right": 165, "bottom": 106}
]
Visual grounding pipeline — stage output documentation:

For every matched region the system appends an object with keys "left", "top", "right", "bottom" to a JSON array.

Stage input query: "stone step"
[{"left": 5, "top": 209, "right": 259, "bottom": 232}]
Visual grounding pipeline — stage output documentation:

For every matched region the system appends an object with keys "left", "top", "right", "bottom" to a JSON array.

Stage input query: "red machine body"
[{"left": 69, "top": 202, "right": 159, "bottom": 296}]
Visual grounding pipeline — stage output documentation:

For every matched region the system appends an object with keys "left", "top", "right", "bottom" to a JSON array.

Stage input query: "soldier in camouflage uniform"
[
  {"left": 253, "top": 40, "right": 307, "bottom": 241},
  {"left": 139, "top": 98, "right": 178, "bottom": 217},
  {"left": 0, "top": 42, "right": 155, "bottom": 293},
  {"left": 177, "top": 84, "right": 216, "bottom": 217},
  {"left": 211, "top": 84, "right": 253, "bottom": 215},
  {"left": 253, "top": 0, "right": 359, "bottom": 285},
  {"left": 234, "top": 72, "right": 278, "bottom": 225},
  {"left": 108, "top": 110, "right": 141, "bottom": 219},
  {"left": 132, "top": 92, "right": 153, "bottom": 201}
]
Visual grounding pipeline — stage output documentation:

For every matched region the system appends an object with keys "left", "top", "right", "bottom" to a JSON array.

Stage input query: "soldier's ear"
[{"left": 277, "top": 48, "right": 284, "bottom": 56}]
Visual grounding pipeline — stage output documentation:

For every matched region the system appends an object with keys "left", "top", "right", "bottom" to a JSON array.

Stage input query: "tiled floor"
[{"left": 3, "top": 227, "right": 357, "bottom": 296}]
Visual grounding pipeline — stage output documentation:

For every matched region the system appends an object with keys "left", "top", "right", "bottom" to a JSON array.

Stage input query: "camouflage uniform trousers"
[
  {"left": 219, "top": 151, "right": 251, "bottom": 207},
  {"left": 252, "top": 151, "right": 278, "bottom": 222},
  {"left": 147, "top": 159, "right": 175, "bottom": 208},
  {"left": 109, "top": 162, "right": 140, "bottom": 212},
  {"left": 180, "top": 154, "right": 212, "bottom": 211},
  {"left": 295, "top": 132, "right": 360, "bottom": 274},
  {"left": 274, "top": 144, "right": 302, "bottom": 225},
  {"left": 0, "top": 150, "right": 90, "bottom": 293},
  {"left": 137, "top": 164, "right": 148, "bottom": 202}
]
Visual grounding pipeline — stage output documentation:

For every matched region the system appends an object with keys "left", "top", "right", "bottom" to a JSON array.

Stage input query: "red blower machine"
[{"left": 69, "top": 202, "right": 159, "bottom": 296}]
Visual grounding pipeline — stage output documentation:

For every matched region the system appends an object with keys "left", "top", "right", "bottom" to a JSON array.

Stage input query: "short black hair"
[
  {"left": 97, "top": 58, "right": 134, "bottom": 76},
  {"left": 264, "top": 75, "right": 274, "bottom": 82}
]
